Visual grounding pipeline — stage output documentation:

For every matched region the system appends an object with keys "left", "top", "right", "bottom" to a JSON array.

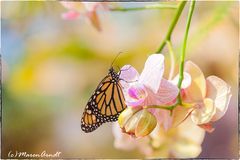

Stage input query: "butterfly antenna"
[{"left": 110, "top": 52, "right": 123, "bottom": 68}]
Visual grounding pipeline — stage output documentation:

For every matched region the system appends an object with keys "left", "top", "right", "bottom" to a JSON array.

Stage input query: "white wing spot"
[{"left": 87, "top": 110, "right": 92, "bottom": 114}]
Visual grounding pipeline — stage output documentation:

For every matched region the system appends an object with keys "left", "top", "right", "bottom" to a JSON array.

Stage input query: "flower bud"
[
  {"left": 118, "top": 107, "right": 140, "bottom": 128},
  {"left": 118, "top": 108, "right": 157, "bottom": 137}
]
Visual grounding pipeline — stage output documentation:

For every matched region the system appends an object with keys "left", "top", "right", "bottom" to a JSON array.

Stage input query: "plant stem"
[
  {"left": 166, "top": 40, "right": 175, "bottom": 80},
  {"left": 177, "top": 0, "right": 196, "bottom": 105},
  {"left": 176, "top": 1, "right": 232, "bottom": 57},
  {"left": 144, "top": 105, "right": 174, "bottom": 111},
  {"left": 110, "top": 4, "right": 178, "bottom": 12},
  {"left": 147, "top": 1, "right": 196, "bottom": 112},
  {"left": 156, "top": 1, "right": 186, "bottom": 53}
]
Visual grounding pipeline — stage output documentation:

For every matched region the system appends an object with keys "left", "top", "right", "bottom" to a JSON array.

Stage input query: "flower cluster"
[
  {"left": 176, "top": 61, "right": 232, "bottom": 132},
  {"left": 59, "top": 2, "right": 232, "bottom": 158},
  {"left": 118, "top": 54, "right": 179, "bottom": 136},
  {"left": 113, "top": 54, "right": 231, "bottom": 158}
]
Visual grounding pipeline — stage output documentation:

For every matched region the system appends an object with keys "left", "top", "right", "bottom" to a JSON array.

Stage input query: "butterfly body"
[{"left": 81, "top": 67, "right": 127, "bottom": 133}]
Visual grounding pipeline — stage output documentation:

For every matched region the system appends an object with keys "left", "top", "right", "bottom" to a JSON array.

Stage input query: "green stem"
[
  {"left": 177, "top": 0, "right": 196, "bottom": 105},
  {"left": 156, "top": 1, "right": 186, "bottom": 53},
  {"left": 147, "top": 1, "right": 196, "bottom": 112},
  {"left": 166, "top": 40, "right": 175, "bottom": 80},
  {"left": 176, "top": 1, "right": 232, "bottom": 57},
  {"left": 144, "top": 105, "right": 174, "bottom": 111},
  {"left": 110, "top": 4, "right": 178, "bottom": 12}
]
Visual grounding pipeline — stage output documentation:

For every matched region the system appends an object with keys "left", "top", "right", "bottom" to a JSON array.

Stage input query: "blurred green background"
[{"left": 1, "top": 1, "right": 238, "bottom": 158}]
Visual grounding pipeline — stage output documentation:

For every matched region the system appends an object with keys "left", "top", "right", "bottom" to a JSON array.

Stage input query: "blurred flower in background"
[
  {"left": 113, "top": 118, "right": 205, "bottom": 158},
  {"left": 61, "top": 1, "right": 109, "bottom": 31}
]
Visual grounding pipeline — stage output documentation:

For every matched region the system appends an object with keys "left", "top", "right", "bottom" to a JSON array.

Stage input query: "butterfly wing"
[
  {"left": 81, "top": 104, "right": 102, "bottom": 133},
  {"left": 81, "top": 74, "right": 127, "bottom": 133}
]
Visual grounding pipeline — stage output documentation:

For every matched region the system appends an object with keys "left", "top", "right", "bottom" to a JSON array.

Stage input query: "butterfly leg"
[{"left": 119, "top": 78, "right": 138, "bottom": 83}]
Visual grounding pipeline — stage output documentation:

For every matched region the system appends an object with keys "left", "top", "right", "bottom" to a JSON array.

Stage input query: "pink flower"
[
  {"left": 119, "top": 54, "right": 179, "bottom": 132},
  {"left": 173, "top": 61, "right": 232, "bottom": 132},
  {"left": 60, "top": 2, "right": 108, "bottom": 31},
  {"left": 120, "top": 54, "right": 179, "bottom": 108}
]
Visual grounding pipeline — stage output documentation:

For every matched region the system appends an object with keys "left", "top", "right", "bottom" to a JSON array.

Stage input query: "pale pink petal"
[
  {"left": 126, "top": 99, "right": 145, "bottom": 107},
  {"left": 171, "top": 72, "right": 191, "bottom": 89},
  {"left": 206, "top": 76, "right": 232, "bottom": 122},
  {"left": 156, "top": 78, "right": 179, "bottom": 104},
  {"left": 61, "top": 11, "right": 80, "bottom": 20},
  {"left": 184, "top": 61, "right": 206, "bottom": 102},
  {"left": 141, "top": 79, "right": 179, "bottom": 107},
  {"left": 139, "top": 54, "right": 164, "bottom": 94},
  {"left": 140, "top": 88, "right": 160, "bottom": 106},
  {"left": 119, "top": 65, "right": 139, "bottom": 102},
  {"left": 151, "top": 110, "right": 163, "bottom": 124},
  {"left": 148, "top": 109, "right": 172, "bottom": 131},
  {"left": 119, "top": 65, "right": 139, "bottom": 83}
]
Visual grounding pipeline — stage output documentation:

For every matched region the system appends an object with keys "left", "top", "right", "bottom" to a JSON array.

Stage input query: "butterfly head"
[
  {"left": 109, "top": 67, "right": 114, "bottom": 73},
  {"left": 109, "top": 67, "right": 119, "bottom": 80}
]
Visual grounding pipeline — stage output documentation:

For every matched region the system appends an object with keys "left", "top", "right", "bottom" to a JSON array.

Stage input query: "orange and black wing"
[
  {"left": 81, "top": 104, "right": 102, "bottom": 133},
  {"left": 81, "top": 75, "right": 127, "bottom": 133}
]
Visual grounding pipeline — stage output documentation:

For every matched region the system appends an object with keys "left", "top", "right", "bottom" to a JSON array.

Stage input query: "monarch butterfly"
[{"left": 81, "top": 56, "right": 127, "bottom": 133}]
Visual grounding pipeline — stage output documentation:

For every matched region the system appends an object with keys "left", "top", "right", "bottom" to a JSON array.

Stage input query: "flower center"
[{"left": 128, "top": 84, "right": 148, "bottom": 100}]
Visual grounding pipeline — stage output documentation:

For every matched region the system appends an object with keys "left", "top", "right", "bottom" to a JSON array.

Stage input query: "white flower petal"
[
  {"left": 119, "top": 65, "right": 139, "bottom": 95},
  {"left": 141, "top": 79, "right": 178, "bottom": 106},
  {"left": 139, "top": 54, "right": 164, "bottom": 93},
  {"left": 206, "top": 76, "right": 232, "bottom": 121},
  {"left": 119, "top": 65, "right": 139, "bottom": 82},
  {"left": 155, "top": 78, "right": 179, "bottom": 104},
  {"left": 171, "top": 72, "right": 191, "bottom": 89},
  {"left": 150, "top": 110, "right": 172, "bottom": 131},
  {"left": 184, "top": 61, "right": 206, "bottom": 102}
]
